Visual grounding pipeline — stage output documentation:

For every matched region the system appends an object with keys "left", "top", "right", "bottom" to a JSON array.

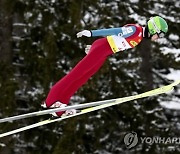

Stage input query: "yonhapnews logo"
[
  {"left": 124, "top": 131, "right": 180, "bottom": 149},
  {"left": 124, "top": 132, "right": 138, "bottom": 149}
]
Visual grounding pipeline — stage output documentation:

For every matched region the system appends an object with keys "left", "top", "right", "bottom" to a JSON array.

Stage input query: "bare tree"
[
  {"left": 0, "top": 0, "right": 13, "bottom": 64},
  {"left": 139, "top": 38, "right": 153, "bottom": 90}
]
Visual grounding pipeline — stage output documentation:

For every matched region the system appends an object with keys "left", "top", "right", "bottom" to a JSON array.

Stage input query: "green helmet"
[{"left": 147, "top": 16, "right": 168, "bottom": 36}]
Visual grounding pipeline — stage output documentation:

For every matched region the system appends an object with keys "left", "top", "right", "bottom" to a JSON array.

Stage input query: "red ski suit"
[{"left": 45, "top": 24, "right": 144, "bottom": 116}]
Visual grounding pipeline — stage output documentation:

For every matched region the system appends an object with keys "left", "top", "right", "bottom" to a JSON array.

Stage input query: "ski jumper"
[{"left": 45, "top": 24, "right": 144, "bottom": 116}]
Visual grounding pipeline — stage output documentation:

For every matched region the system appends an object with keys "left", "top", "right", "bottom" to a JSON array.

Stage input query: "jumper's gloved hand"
[
  {"left": 76, "top": 30, "right": 91, "bottom": 38},
  {"left": 85, "top": 45, "right": 91, "bottom": 54}
]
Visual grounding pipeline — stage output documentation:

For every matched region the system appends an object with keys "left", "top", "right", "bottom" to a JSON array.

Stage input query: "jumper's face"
[{"left": 151, "top": 34, "right": 159, "bottom": 41}]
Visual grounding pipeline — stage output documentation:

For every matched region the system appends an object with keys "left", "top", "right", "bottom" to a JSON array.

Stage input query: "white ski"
[
  {"left": 0, "top": 99, "right": 118, "bottom": 123},
  {"left": 0, "top": 80, "right": 179, "bottom": 138}
]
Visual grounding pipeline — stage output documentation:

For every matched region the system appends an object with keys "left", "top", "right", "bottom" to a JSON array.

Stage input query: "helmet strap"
[{"left": 144, "top": 25, "right": 151, "bottom": 39}]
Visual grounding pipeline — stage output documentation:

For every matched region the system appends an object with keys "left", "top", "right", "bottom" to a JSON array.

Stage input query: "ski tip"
[{"left": 170, "top": 80, "right": 180, "bottom": 87}]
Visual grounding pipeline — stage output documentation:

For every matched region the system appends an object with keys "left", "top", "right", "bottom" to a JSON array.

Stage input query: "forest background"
[{"left": 0, "top": 0, "right": 180, "bottom": 153}]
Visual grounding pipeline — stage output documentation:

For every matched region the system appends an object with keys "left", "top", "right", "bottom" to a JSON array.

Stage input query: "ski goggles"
[{"left": 157, "top": 31, "right": 165, "bottom": 38}]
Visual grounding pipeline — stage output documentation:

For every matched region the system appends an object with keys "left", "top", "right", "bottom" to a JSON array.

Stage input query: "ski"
[
  {"left": 0, "top": 80, "right": 179, "bottom": 138},
  {"left": 0, "top": 99, "right": 118, "bottom": 123},
  {"left": 1, "top": 80, "right": 179, "bottom": 124},
  {"left": 0, "top": 79, "right": 177, "bottom": 124}
]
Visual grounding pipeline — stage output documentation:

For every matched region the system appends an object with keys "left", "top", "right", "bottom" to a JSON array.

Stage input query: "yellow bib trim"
[{"left": 107, "top": 36, "right": 119, "bottom": 53}]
